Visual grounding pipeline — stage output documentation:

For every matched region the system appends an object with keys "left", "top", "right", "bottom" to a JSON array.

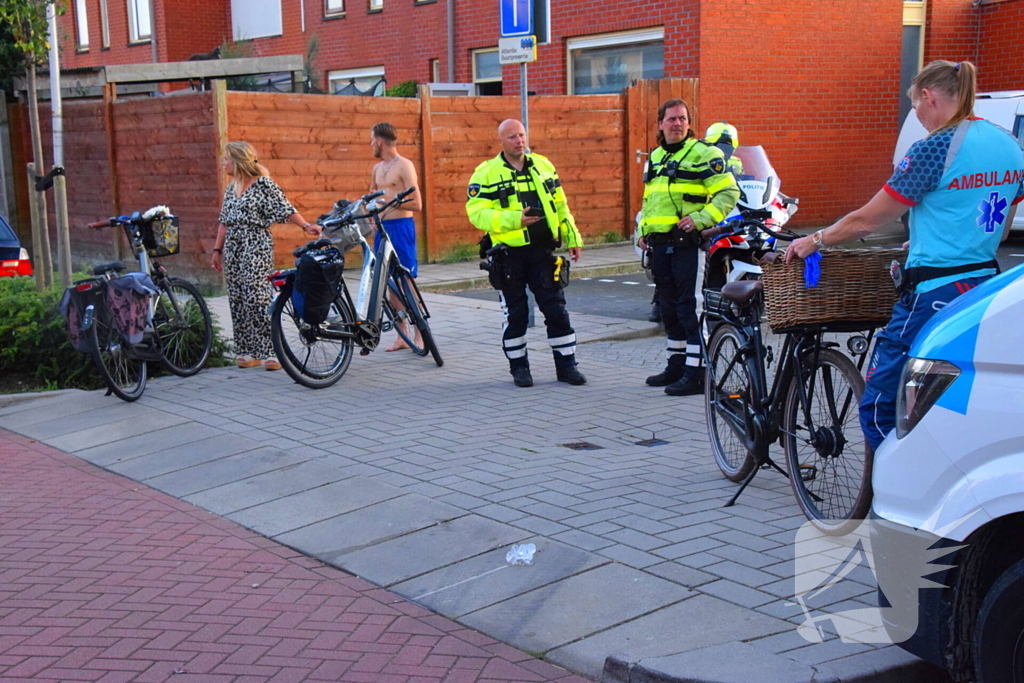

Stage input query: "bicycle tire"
[
  {"left": 154, "top": 277, "right": 213, "bottom": 377},
  {"left": 705, "top": 323, "right": 757, "bottom": 482},
  {"left": 782, "top": 347, "right": 871, "bottom": 535},
  {"left": 271, "top": 291, "right": 354, "bottom": 389},
  {"left": 89, "top": 304, "right": 147, "bottom": 402},
  {"left": 392, "top": 269, "right": 443, "bottom": 367},
  {"left": 384, "top": 280, "right": 427, "bottom": 356}
]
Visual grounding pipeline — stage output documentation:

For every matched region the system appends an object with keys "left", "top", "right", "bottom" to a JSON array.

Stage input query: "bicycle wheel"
[
  {"left": 383, "top": 286, "right": 427, "bottom": 356},
  {"left": 705, "top": 323, "right": 757, "bottom": 482},
  {"left": 271, "top": 291, "right": 354, "bottom": 389},
  {"left": 89, "top": 304, "right": 147, "bottom": 402},
  {"left": 154, "top": 277, "right": 213, "bottom": 377},
  {"left": 391, "top": 269, "right": 443, "bottom": 367},
  {"left": 782, "top": 347, "right": 870, "bottom": 534}
]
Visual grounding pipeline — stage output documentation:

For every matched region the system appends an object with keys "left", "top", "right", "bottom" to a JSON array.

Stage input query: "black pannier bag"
[
  {"left": 291, "top": 245, "right": 344, "bottom": 325},
  {"left": 60, "top": 281, "right": 105, "bottom": 352}
]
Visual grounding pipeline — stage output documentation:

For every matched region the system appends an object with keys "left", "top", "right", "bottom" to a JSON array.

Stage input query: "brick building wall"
[{"left": 977, "top": 0, "right": 1024, "bottom": 91}]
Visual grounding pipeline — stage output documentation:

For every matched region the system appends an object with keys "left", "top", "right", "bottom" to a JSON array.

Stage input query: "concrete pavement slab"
[
  {"left": 603, "top": 641, "right": 816, "bottom": 683},
  {"left": 182, "top": 459, "right": 351, "bottom": 514},
  {"left": 225, "top": 474, "right": 407, "bottom": 537},
  {"left": 45, "top": 410, "right": 190, "bottom": 452},
  {"left": 106, "top": 432, "right": 265, "bottom": 479},
  {"left": 333, "top": 514, "right": 530, "bottom": 586},
  {"left": 272, "top": 493, "right": 465, "bottom": 561},
  {"left": 546, "top": 595, "right": 791, "bottom": 680},
  {"left": 73, "top": 421, "right": 225, "bottom": 466},
  {"left": 391, "top": 538, "right": 610, "bottom": 618},
  {"left": 7, "top": 400, "right": 163, "bottom": 436},
  {"left": 142, "top": 445, "right": 306, "bottom": 497},
  {"left": 459, "top": 563, "right": 692, "bottom": 655}
]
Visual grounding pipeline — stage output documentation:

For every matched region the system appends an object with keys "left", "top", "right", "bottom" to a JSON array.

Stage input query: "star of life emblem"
[{"left": 977, "top": 191, "right": 1007, "bottom": 233}]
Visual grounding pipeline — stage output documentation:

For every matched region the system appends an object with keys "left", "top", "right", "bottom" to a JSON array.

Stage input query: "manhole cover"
[
  {"left": 635, "top": 438, "right": 667, "bottom": 447},
  {"left": 560, "top": 441, "right": 603, "bottom": 451}
]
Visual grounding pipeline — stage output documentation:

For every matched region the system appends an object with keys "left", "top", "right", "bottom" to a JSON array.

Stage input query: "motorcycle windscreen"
[{"left": 731, "top": 145, "right": 778, "bottom": 210}]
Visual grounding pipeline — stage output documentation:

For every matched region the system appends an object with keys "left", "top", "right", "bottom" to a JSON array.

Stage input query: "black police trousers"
[
  {"left": 650, "top": 241, "right": 702, "bottom": 374},
  {"left": 498, "top": 246, "right": 576, "bottom": 367}
]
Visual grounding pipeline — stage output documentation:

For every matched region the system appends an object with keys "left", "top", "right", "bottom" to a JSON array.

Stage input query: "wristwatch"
[{"left": 811, "top": 230, "right": 825, "bottom": 247}]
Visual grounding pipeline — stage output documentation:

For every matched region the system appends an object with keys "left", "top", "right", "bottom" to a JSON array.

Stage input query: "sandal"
[
  {"left": 237, "top": 355, "right": 261, "bottom": 368},
  {"left": 264, "top": 358, "right": 282, "bottom": 371}
]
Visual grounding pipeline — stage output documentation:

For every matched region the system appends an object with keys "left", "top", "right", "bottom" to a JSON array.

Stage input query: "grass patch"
[{"left": 436, "top": 243, "right": 479, "bottom": 264}]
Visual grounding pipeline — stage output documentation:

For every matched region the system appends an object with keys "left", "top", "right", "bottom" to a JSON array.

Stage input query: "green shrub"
[
  {"left": 603, "top": 230, "right": 625, "bottom": 243},
  {"left": 385, "top": 80, "right": 419, "bottom": 98},
  {"left": 0, "top": 275, "right": 103, "bottom": 390},
  {"left": 0, "top": 275, "right": 231, "bottom": 392}
]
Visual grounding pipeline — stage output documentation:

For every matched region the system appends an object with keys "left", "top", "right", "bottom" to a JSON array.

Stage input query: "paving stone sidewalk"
[
  {"left": 0, "top": 286, "right": 949, "bottom": 683},
  {"left": 0, "top": 429, "right": 593, "bottom": 683}
]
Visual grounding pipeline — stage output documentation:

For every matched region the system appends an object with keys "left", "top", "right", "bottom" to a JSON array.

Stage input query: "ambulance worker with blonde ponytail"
[
  {"left": 212, "top": 141, "right": 321, "bottom": 371},
  {"left": 786, "top": 61, "right": 1024, "bottom": 451}
]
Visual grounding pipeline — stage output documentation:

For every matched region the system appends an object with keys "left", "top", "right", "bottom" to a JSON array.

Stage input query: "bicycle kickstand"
[{"left": 723, "top": 455, "right": 787, "bottom": 508}]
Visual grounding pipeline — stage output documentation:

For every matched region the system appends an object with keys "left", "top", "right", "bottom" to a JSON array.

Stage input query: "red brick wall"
[
  {"left": 924, "top": 0, "right": 979, "bottom": 64},
  {"left": 698, "top": 0, "right": 902, "bottom": 226},
  {"left": 977, "top": 0, "right": 1024, "bottom": 91}
]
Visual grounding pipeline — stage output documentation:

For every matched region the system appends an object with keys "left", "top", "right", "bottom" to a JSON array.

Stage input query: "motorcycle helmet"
[{"left": 705, "top": 122, "right": 739, "bottom": 159}]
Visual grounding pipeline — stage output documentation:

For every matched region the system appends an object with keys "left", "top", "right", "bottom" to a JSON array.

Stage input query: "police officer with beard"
[
  {"left": 466, "top": 119, "right": 585, "bottom": 388},
  {"left": 640, "top": 100, "right": 740, "bottom": 396}
]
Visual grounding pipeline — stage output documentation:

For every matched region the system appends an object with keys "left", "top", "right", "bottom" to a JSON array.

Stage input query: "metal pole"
[
  {"left": 520, "top": 62, "right": 528, "bottom": 137},
  {"left": 149, "top": 0, "right": 157, "bottom": 63},
  {"left": 48, "top": 5, "right": 72, "bottom": 288},
  {"left": 446, "top": 0, "right": 455, "bottom": 82}
]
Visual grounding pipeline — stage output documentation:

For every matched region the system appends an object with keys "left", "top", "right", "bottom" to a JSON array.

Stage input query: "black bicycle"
[
  {"left": 702, "top": 221, "right": 874, "bottom": 535},
  {"left": 268, "top": 188, "right": 442, "bottom": 389},
  {"left": 67, "top": 211, "right": 213, "bottom": 401}
]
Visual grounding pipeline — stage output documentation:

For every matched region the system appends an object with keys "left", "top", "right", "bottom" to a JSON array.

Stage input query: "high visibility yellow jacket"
[
  {"left": 466, "top": 152, "right": 583, "bottom": 249},
  {"left": 640, "top": 138, "right": 740, "bottom": 236}
]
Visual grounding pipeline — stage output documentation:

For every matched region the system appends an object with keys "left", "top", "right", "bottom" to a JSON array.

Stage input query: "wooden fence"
[{"left": 10, "top": 79, "right": 697, "bottom": 286}]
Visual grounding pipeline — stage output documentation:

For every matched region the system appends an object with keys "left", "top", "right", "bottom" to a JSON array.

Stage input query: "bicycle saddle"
[
  {"left": 93, "top": 261, "right": 126, "bottom": 275},
  {"left": 721, "top": 280, "right": 763, "bottom": 305}
]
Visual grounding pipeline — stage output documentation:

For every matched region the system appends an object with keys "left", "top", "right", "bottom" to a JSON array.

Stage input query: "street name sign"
[{"left": 499, "top": 36, "right": 537, "bottom": 64}]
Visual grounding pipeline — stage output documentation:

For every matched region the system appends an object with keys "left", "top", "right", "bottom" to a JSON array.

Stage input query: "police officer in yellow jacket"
[
  {"left": 640, "top": 100, "right": 740, "bottom": 396},
  {"left": 466, "top": 119, "right": 585, "bottom": 388}
]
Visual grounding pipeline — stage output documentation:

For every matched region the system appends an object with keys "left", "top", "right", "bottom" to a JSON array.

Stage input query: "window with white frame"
[
  {"left": 100, "top": 0, "right": 110, "bottom": 48},
  {"left": 472, "top": 48, "right": 502, "bottom": 96},
  {"left": 232, "top": 0, "right": 282, "bottom": 40},
  {"left": 325, "top": 0, "right": 343, "bottom": 16},
  {"left": 75, "top": 0, "right": 89, "bottom": 49},
  {"left": 127, "top": 0, "right": 151, "bottom": 42},
  {"left": 369, "top": 0, "right": 382, "bottom": 10},
  {"left": 430, "top": 58, "right": 439, "bottom": 83},
  {"left": 329, "top": 67, "right": 386, "bottom": 96},
  {"left": 567, "top": 28, "right": 664, "bottom": 95}
]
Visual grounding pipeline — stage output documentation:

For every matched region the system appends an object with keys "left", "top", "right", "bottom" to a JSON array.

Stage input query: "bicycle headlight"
[{"left": 896, "top": 357, "right": 960, "bottom": 439}]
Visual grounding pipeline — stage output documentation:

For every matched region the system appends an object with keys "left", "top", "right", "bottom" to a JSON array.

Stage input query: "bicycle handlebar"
[{"left": 87, "top": 219, "right": 111, "bottom": 229}]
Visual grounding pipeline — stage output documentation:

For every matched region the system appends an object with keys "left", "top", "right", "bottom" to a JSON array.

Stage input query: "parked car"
[
  {"left": 893, "top": 90, "right": 1024, "bottom": 232},
  {"left": 871, "top": 263, "right": 1024, "bottom": 683},
  {"left": 0, "top": 214, "right": 33, "bottom": 277}
]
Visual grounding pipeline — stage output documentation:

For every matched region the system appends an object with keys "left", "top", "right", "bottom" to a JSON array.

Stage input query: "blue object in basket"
[{"left": 804, "top": 251, "right": 822, "bottom": 289}]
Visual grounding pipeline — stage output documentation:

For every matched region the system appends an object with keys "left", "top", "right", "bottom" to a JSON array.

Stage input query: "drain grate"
[
  {"left": 560, "top": 441, "right": 604, "bottom": 451},
  {"left": 635, "top": 438, "right": 667, "bottom": 447}
]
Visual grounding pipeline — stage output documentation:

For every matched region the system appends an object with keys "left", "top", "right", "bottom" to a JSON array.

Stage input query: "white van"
[
  {"left": 871, "top": 263, "right": 1024, "bottom": 682},
  {"left": 893, "top": 91, "right": 1024, "bottom": 231}
]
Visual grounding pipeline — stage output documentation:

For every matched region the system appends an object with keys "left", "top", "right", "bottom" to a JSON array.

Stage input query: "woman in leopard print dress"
[{"left": 211, "top": 141, "right": 320, "bottom": 370}]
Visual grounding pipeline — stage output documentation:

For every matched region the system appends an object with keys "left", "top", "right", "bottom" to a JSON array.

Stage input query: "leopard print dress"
[{"left": 218, "top": 176, "right": 296, "bottom": 360}]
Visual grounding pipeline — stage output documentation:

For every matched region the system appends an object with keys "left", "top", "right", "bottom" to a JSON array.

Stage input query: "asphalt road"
[{"left": 448, "top": 234, "right": 1024, "bottom": 323}]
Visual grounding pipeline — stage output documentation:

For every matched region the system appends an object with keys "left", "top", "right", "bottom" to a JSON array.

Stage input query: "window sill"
[
  {"left": 414, "top": 0, "right": 437, "bottom": 5},
  {"left": 323, "top": 11, "right": 346, "bottom": 19},
  {"left": 367, "top": 7, "right": 382, "bottom": 13},
  {"left": 128, "top": 38, "right": 152, "bottom": 46},
  {"left": 76, "top": 47, "right": 89, "bottom": 53}
]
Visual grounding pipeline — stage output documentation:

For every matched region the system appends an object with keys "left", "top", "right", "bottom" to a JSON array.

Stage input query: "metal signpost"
[{"left": 499, "top": 0, "right": 535, "bottom": 134}]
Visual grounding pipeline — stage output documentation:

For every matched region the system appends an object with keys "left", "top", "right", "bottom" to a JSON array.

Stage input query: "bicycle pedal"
[
  {"left": 799, "top": 464, "right": 817, "bottom": 482},
  {"left": 359, "top": 348, "right": 371, "bottom": 356}
]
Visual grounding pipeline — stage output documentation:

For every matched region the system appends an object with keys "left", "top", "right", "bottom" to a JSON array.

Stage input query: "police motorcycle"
[{"left": 702, "top": 145, "right": 799, "bottom": 290}]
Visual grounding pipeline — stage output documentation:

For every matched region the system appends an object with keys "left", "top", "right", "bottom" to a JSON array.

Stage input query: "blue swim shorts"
[{"left": 378, "top": 217, "right": 418, "bottom": 277}]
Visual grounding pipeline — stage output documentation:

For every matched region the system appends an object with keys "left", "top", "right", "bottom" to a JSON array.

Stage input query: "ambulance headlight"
[{"left": 896, "top": 358, "right": 960, "bottom": 439}]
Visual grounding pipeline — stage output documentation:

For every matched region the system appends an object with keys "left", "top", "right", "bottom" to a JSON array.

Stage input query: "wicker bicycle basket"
[
  {"left": 140, "top": 215, "right": 180, "bottom": 257},
  {"left": 762, "top": 248, "right": 907, "bottom": 331}
]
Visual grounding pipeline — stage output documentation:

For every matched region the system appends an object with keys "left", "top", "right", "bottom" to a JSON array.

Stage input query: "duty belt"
[{"left": 905, "top": 259, "right": 1000, "bottom": 289}]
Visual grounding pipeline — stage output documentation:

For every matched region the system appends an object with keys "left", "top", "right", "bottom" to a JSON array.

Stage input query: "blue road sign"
[{"left": 500, "top": 0, "right": 532, "bottom": 37}]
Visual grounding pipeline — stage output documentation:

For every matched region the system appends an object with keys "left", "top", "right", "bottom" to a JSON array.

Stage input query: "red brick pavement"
[{"left": 0, "top": 429, "right": 594, "bottom": 683}]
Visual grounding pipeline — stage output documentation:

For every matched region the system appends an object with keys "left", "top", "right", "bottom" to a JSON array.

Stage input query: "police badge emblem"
[
  {"left": 468, "top": 184, "right": 481, "bottom": 198},
  {"left": 709, "top": 157, "right": 725, "bottom": 174}
]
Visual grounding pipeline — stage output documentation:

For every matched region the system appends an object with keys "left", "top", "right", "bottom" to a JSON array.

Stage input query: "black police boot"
[
  {"left": 646, "top": 355, "right": 687, "bottom": 387},
  {"left": 554, "top": 355, "right": 587, "bottom": 385},
  {"left": 509, "top": 358, "right": 533, "bottom": 387},
  {"left": 665, "top": 371, "right": 705, "bottom": 396}
]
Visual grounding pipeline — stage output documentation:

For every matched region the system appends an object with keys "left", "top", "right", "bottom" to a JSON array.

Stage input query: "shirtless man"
[{"left": 369, "top": 122, "right": 423, "bottom": 351}]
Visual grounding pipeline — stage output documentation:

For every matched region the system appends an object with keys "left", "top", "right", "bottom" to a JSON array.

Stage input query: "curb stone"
[
  {"left": 0, "top": 388, "right": 85, "bottom": 409},
  {"left": 419, "top": 262, "right": 646, "bottom": 293}
]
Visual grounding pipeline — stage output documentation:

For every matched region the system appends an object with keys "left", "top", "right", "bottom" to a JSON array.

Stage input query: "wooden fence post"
[
  {"left": 102, "top": 83, "right": 122, "bottom": 259},
  {"left": 418, "top": 85, "right": 436, "bottom": 261},
  {"left": 626, "top": 82, "right": 646, "bottom": 230}
]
